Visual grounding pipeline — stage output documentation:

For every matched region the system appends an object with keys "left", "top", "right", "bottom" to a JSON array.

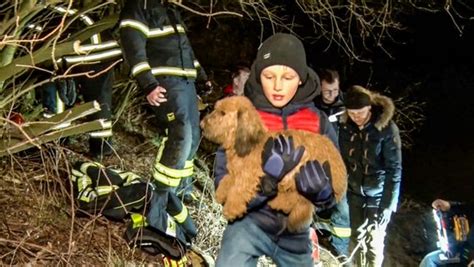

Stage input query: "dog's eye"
[{"left": 219, "top": 110, "right": 226, "bottom": 116}]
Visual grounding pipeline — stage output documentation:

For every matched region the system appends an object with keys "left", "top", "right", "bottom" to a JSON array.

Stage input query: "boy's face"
[{"left": 260, "top": 65, "right": 301, "bottom": 108}]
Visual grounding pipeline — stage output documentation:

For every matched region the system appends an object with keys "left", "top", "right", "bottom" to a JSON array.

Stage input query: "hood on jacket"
[
  {"left": 244, "top": 62, "right": 321, "bottom": 111},
  {"left": 341, "top": 85, "right": 395, "bottom": 131}
]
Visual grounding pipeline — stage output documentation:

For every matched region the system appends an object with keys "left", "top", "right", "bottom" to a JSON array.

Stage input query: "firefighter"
[
  {"left": 39, "top": 5, "right": 122, "bottom": 159},
  {"left": 119, "top": 0, "right": 210, "bottom": 201}
]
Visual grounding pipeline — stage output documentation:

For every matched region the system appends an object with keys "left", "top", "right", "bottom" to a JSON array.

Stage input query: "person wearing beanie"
[
  {"left": 213, "top": 33, "right": 343, "bottom": 266},
  {"left": 339, "top": 85, "right": 402, "bottom": 267}
]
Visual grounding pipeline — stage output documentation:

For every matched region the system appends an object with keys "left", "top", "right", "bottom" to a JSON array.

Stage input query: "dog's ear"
[{"left": 234, "top": 107, "right": 266, "bottom": 157}]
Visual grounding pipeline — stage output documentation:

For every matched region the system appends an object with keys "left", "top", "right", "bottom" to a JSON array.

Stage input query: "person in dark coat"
[
  {"left": 313, "top": 69, "right": 351, "bottom": 261},
  {"left": 339, "top": 85, "right": 402, "bottom": 267},
  {"left": 213, "top": 33, "right": 339, "bottom": 266},
  {"left": 313, "top": 69, "right": 345, "bottom": 134}
]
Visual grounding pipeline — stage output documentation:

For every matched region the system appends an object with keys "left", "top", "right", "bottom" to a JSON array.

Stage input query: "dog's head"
[{"left": 200, "top": 96, "right": 266, "bottom": 157}]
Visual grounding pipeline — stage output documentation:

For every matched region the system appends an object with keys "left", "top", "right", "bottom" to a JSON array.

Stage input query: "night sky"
[{"left": 307, "top": 10, "right": 474, "bottom": 202}]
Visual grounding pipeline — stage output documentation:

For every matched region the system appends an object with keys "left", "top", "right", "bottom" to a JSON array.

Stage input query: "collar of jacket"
[
  {"left": 340, "top": 88, "right": 395, "bottom": 131},
  {"left": 314, "top": 94, "right": 345, "bottom": 110}
]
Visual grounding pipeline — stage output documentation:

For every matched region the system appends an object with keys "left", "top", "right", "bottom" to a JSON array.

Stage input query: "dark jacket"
[
  {"left": 119, "top": 0, "right": 207, "bottom": 96},
  {"left": 314, "top": 93, "right": 345, "bottom": 135},
  {"left": 214, "top": 65, "right": 337, "bottom": 253},
  {"left": 339, "top": 87, "right": 402, "bottom": 212}
]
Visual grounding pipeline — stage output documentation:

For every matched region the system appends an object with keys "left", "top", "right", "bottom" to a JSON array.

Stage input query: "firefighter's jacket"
[
  {"left": 71, "top": 161, "right": 197, "bottom": 244},
  {"left": 119, "top": 0, "right": 207, "bottom": 96},
  {"left": 339, "top": 87, "right": 402, "bottom": 213}
]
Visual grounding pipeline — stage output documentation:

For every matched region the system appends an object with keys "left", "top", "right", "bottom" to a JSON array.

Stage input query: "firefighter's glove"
[
  {"left": 296, "top": 160, "right": 334, "bottom": 205},
  {"left": 260, "top": 135, "right": 305, "bottom": 196},
  {"left": 377, "top": 208, "right": 392, "bottom": 225}
]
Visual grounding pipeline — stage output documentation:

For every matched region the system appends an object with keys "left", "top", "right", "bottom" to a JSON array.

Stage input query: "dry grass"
[{"left": 0, "top": 104, "right": 228, "bottom": 266}]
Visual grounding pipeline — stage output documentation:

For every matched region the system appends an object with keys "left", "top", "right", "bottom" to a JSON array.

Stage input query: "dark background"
[{"left": 191, "top": 7, "right": 474, "bottom": 203}]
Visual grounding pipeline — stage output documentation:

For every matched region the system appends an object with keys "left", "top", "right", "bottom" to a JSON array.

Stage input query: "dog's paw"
[
  {"left": 215, "top": 189, "right": 227, "bottom": 204},
  {"left": 223, "top": 201, "right": 247, "bottom": 221}
]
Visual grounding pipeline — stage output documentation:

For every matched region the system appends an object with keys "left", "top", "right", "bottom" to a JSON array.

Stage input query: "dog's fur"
[{"left": 201, "top": 96, "right": 347, "bottom": 232}]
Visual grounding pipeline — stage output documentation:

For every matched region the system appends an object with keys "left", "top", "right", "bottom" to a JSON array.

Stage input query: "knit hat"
[
  {"left": 344, "top": 87, "right": 371, "bottom": 109},
  {"left": 254, "top": 33, "right": 308, "bottom": 83}
]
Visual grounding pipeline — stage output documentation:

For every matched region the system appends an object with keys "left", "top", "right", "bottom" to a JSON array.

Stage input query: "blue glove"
[
  {"left": 295, "top": 160, "right": 333, "bottom": 204},
  {"left": 260, "top": 135, "right": 305, "bottom": 196}
]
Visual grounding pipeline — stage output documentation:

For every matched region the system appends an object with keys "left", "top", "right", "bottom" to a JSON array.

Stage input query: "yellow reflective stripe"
[
  {"left": 151, "top": 67, "right": 197, "bottom": 78},
  {"left": 154, "top": 162, "right": 192, "bottom": 178},
  {"left": 52, "top": 7, "right": 100, "bottom": 44},
  {"left": 173, "top": 205, "right": 188, "bottom": 224},
  {"left": 132, "top": 62, "right": 152, "bottom": 77},
  {"left": 119, "top": 171, "right": 142, "bottom": 185},
  {"left": 184, "top": 160, "right": 194, "bottom": 176},
  {"left": 120, "top": 19, "right": 186, "bottom": 38},
  {"left": 96, "top": 185, "right": 118, "bottom": 196},
  {"left": 27, "top": 23, "right": 43, "bottom": 31},
  {"left": 102, "top": 120, "right": 112, "bottom": 129},
  {"left": 53, "top": 6, "right": 77, "bottom": 15},
  {"left": 79, "top": 14, "right": 93, "bottom": 26},
  {"left": 72, "top": 169, "right": 83, "bottom": 177},
  {"left": 193, "top": 60, "right": 200, "bottom": 68},
  {"left": 77, "top": 41, "right": 119, "bottom": 53},
  {"left": 164, "top": 257, "right": 187, "bottom": 267},
  {"left": 71, "top": 169, "right": 84, "bottom": 182},
  {"left": 333, "top": 227, "right": 352, "bottom": 238},
  {"left": 184, "top": 160, "right": 194, "bottom": 169},
  {"left": 152, "top": 171, "right": 180, "bottom": 187},
  {"left": 155, "top": 137, "right": 168, "bottom": 161},
  {"left": 79, "top": 187, "right": 96, "bottom": 202},
  {"left": 148, "top": 25, "right": 185, "bottom": 37},
  {"left": 120, "top": 19, "right": 149, "bottom": 35},
  {"left": 131, "top": 213, "right": 148, "bottom": 229},
  {"left": 56, "top": 91, "right": 64, "bottom": 113},
  {"left": 89, "top": 129, "right": 113, "bottom": 138},
  {"left": 61, "top": 48, "right": 122, "bottom": 63},
  {"left": 77, "top": 175, "right": 92, "bottom": 192},
  {"left": 78, "top": 14, "right": 100, "bottom": 44},
  {"left": 315, "top": 220, "right": 352, "bottom": 238},
  {"left": 79, "top": 162, "right": 104, "bottom": 174}
]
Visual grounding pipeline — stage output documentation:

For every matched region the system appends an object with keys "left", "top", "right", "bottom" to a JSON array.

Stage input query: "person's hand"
[
  {"left": 146, "top": 86, "right": 167, "bottom": 106},
  {"left": 377, "top": 208, "right": 392, "bottom": 225},
  {"left": 432, "top": 199, "right": 451, "bottom": 212},
  {"left": 262, "top": 135, "right": 305, "bottom": 180},
  {"left": 260, "top": 135, "right": 305, "bottom": 196},
  {"left": 295, "top": 160, "right": 333, "bottom": 203}
]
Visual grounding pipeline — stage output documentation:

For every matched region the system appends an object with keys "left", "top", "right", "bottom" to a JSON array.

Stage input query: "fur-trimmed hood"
[{"left": 341, "top": 86, "right": 395, "bottom": 131}]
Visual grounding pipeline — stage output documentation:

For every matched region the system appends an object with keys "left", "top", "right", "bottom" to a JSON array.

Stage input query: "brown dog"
[{"left": 201, "top": 96, "right": 347, "bottom": 232}]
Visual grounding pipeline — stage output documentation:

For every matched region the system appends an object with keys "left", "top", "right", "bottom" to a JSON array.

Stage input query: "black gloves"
[
  {"left": 260, "top": 135, "right": 305, "bottom": 196},
  {"left": 295, "top": 160, "right": 333, "bottom": 205}
]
